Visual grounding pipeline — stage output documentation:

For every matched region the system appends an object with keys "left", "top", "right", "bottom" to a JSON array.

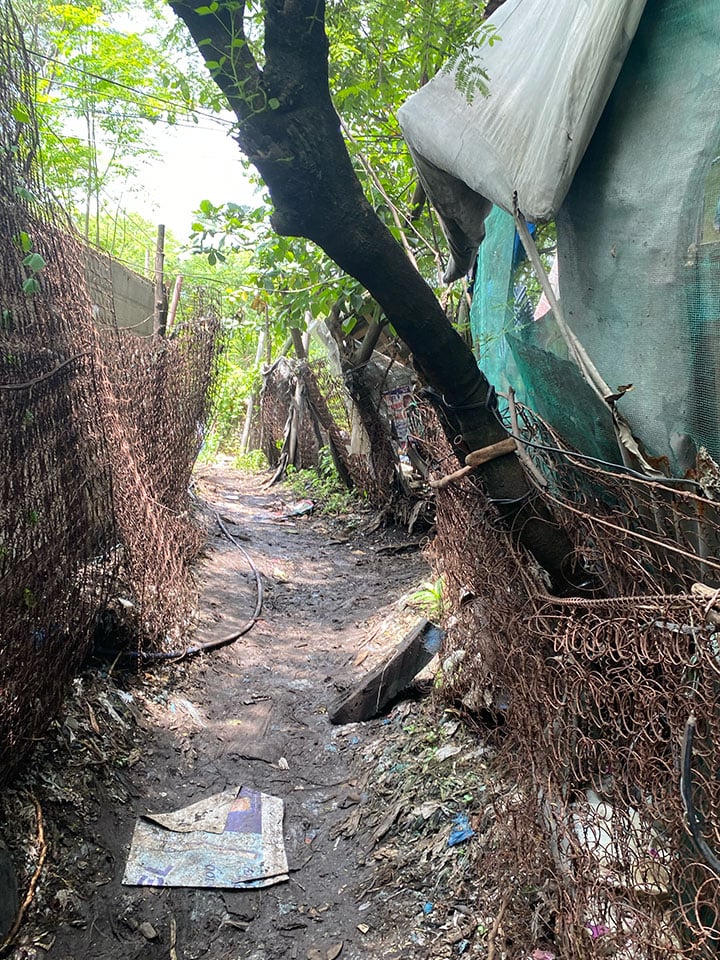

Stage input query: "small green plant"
[
  {"left": 14, "top": 231, "right": 46, "bottom": 296},
  {"left": 233, "top": 448, "right": 268, "bottom": 472},
  {"left": 407, "top": 575, "right": 447, "bottom": 621},
  {"left": 284, "top": 447, "right": 356, "bottom": 516}
]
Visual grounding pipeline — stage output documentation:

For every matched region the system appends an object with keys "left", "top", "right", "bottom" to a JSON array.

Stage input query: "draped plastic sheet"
[
  {"left": 397, "top": 0, "right": 647, "bottom": 280},
  {"left": 557, "top": 0, "right": 720, "bottom": 470},
  {"left": 470, "top": 208, "right": 620, "bottom": 463}
]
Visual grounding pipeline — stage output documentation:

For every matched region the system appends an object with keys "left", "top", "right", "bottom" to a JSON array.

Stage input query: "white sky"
[
  {"left": 126, "top": 115, "right": 259, "bottom": 242},
  {"left": 106, "top": 8, "right": 260, "bottom": 243}
]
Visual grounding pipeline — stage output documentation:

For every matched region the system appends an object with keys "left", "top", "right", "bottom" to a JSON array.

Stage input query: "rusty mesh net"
[
  {"left": 0, "top": 12, "right": 220, "bottom": 781},
  {"left": 259, "top": 356, "right": 400, "bottom": 504},
  {"left": 421, "top": 398, "right": 720, "bottom": 959}
]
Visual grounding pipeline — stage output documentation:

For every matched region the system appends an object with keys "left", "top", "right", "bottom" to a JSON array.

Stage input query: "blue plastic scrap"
[
  {"left": 421, "top": 625, "right": 444, "bottom": 655},
  {"left": 448, "top": 813, "right": 475, "bottom": 847}
]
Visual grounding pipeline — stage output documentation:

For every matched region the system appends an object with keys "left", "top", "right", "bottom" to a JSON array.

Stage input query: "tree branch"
[{"left": 169, "top": 0, "right": 264, "bottom": 119}]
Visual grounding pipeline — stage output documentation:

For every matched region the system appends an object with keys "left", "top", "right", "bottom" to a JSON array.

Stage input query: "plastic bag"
[{"left": 398, "top": 0, "right": 648, "bottom": 279}]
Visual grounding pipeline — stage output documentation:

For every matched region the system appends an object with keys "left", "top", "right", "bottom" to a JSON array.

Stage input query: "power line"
[{"left": 12, "top": 37, "right": 236, "bottom": 128}]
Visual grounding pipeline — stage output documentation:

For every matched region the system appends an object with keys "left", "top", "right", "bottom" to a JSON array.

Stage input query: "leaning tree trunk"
[{"left": 170, "top": 0, "right": 578, "bottom": 593}]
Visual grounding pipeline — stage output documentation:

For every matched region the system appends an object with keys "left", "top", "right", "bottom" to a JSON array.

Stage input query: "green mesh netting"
[
  {"left": 471, "top": 0, "right": 720, "bottom": 473},
  {"left": 557, "top": 0, "right": 720, "bottom": 473},
  {"left": 470, "top": 209, "right": 619, "bottom": 462}
]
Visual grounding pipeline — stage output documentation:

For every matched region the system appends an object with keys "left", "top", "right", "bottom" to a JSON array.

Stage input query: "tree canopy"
[
  {"left": 17, "top": 0, "right": 582, "bottom": 590},
  {"left": 166, "top": 0, "right": 584, "bottom": 591}
]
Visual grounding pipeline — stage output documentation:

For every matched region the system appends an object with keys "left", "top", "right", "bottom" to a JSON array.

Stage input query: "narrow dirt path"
[{"left": 25, "top": 466, "right": 430, "bottom": 960}]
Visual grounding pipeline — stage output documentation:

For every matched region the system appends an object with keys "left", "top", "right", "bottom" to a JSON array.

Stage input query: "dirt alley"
[{"left": 9, "top": 465, "right": 438, "bottom": 960}]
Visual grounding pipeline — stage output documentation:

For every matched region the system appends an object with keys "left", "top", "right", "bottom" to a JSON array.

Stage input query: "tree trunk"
[{"left": 169, "top": 0, "right": 578, "bottom": 593}]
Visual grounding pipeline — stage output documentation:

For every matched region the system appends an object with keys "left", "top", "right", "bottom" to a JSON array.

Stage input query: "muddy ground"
[{"left": 1, "top": 467, "right": 532, "bottom": 960}]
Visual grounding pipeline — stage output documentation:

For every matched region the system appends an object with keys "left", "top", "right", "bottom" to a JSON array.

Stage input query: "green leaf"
[
  {"left": 22, "top": 277, "right": 40, "bottom": 296},
  {"left": 268, "top": 97, "right": 280, "bottom": 110},
  {"left": 23, "top": 252, "right": 46, "bottom": 273},
  {"left": 11, "top": 103, "right": 31, "bottom": 124},
  {"left": 14, "top": 232, "right": 32, "bottom": 253}
]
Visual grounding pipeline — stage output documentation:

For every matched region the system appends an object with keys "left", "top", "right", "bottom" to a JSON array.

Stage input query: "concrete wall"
[{"left": 84, "top": 244, "right": 155, "bottom": 338}]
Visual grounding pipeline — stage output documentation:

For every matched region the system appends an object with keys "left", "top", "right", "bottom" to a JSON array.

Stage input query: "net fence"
[
  {"left": 259, "top": 355, "right": 403, "bottom": 504},
  {"left": 422, "top": 398, "right": 720, "bottom": 959},
  {"left": 0, "top": 8, "right": 220, "bottom": 782}
]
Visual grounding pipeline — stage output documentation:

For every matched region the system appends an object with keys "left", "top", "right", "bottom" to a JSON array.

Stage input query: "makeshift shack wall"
[
  {"left": 470, "top": 209, "right": 621, "bottom": 462},
  {"left": 557, "top": 0, "right": 720, "bottom": 472}
]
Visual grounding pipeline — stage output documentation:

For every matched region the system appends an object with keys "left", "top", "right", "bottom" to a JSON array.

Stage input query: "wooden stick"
[
  {"left": 429, "top": 464, "right": 474, "bottom": 489},
  {"left": 506, "top": 387, "right": 548, "bottom": 489},
  {"left": 464, "top": 436, "right": 517, "bottom": 467},
  {"left": 0, "top": 796, "right": 47, "bottom": 957},
  {"left": 486, "top": 891, "right": 512, "bottom": 960},
  {"left": 153, "top": 223, "right": 168, "bottom": 337},
  {"left": 430, "top": 437, "right": 517, "bottom": 489},
  {"left": 513, "top": 208, "right": 610, "bottom": 401},
  {"left": 170, "top": 917, "right": 179, "bottom": 960},
  {"left": 166, "top": 274, "right": 184, "bottom": 333}
]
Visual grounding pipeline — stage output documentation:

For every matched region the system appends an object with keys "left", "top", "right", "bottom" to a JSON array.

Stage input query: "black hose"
[{"left": 98, "top": 508, "right": 264, "bottom": 664}]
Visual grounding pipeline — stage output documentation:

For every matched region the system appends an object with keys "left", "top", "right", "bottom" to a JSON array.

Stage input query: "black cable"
[
  {"left": 487, "top": 400, "right": 702, "bottom": 491},
  {"left": 99, "top": 506, "right": 263, "bottom": 663}
]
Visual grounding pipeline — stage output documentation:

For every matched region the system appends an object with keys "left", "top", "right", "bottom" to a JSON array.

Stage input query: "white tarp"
[{"left": 397, "top": 0, "right": 648, "bottom": 280}]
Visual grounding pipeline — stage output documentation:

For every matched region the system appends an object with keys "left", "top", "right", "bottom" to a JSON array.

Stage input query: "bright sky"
[
  {"left": 127, "top": 114, "right": 259, "bottom": 242},
  {"left": 107, "top": 7, "right": 260, "bottom": 243}
]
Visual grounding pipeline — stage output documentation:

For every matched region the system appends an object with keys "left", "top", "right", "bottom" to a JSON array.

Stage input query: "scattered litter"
[
  {"left": 307, "top": 943, "right": 343, "bottom": 960},
  {"left": 529, "top": 951, "right": 556, "bottom": 960},
  {"left": 448, "top": 813, "right": 475, "bottom": 847},
  {"left": 572, "top": 789, "right": 671, "bottom": 894},
  {"left": 281, "top": 499, "right": 314, "bottom": 519},
  {"left": 423, "top": 901, "right": 434, "bottom": 914},
  {"left": 123, "top": 786, "right": 288, "bottom": 888},
  {"left": 441, "top": 720, "right": 461, "bottom": 737},
  {"left": 414, "top": 801, "right": 441, "bottom": 820},
  {"left": 278, "top": 757, "right": 289, "bottom": 770},
  {"left": 357, "top": 923, "right": 370, "bottom": 934},
  {"left": 171, "top": 698, "right": 206, "bottom": 727},
  {"left": 138, "top": 921, "right": 159, "bottom": 941}
]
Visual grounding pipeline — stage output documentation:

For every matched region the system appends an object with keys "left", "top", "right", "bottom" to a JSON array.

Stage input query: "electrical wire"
[
  {"left": 99, "top": 506, "right": 263, "bottom": 663},
  {"left": 485, "top": 397, "right": 701, "bottom": 492},
  {"left": 14, "top": 38, "right": 237, "bottom": 128}
]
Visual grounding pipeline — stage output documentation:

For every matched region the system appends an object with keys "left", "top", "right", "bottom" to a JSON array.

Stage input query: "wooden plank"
[
  {"left": 464, "top": 436, "right": 517, "bottom": 468},
  {"left": 329, "top": 618, "right": 444, "bottom": 724},
  {"left": 429, "top": 464, "right": 474, "bottom": 489}
]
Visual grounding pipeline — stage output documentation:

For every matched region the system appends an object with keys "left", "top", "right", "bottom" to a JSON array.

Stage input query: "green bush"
[{"left": 285, "top": 447, "right": 357, "bottom": 516}]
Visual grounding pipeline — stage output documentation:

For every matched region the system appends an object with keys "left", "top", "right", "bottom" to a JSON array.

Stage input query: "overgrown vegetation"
[{"left": 285, "top": 447, "right": 359, "bottom": 516}]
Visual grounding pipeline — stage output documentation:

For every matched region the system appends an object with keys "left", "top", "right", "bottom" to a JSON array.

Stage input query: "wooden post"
[
  {"left": 240, "top": 331, "right": 267, "bottom": 455},
  {"left": 166, "top": 274, "right": 184, "bottom": 334},
  {"left": 153, "top": 224, "right": 168, "bottom": 337}
]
